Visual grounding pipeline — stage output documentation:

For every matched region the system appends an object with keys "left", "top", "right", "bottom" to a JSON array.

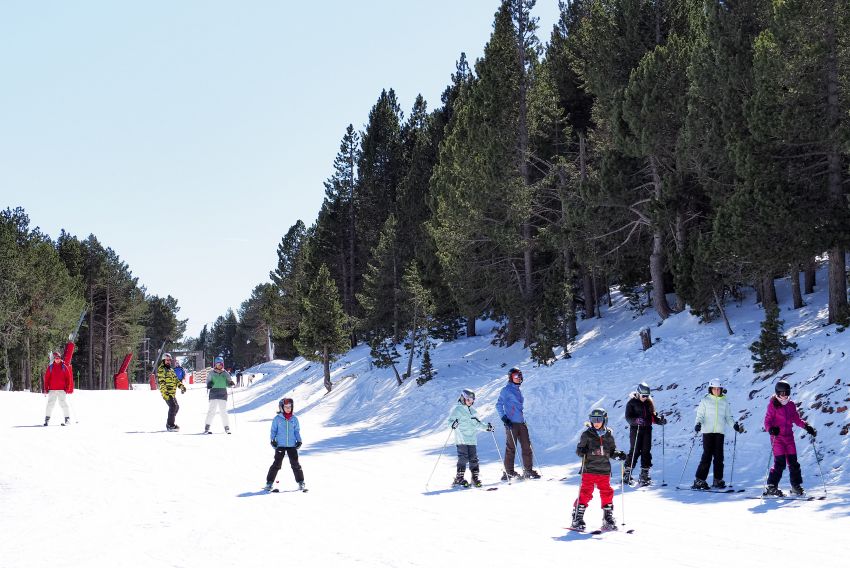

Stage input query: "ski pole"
[
  {"left": 626, "top": 423, "right": 641, "bottom": 486},
  {"left": 571, "top": 454, "right": 586, "bottom": 525},
  {"left": 762, "top": 435, "right": 776, "bottom": 492},
  {"left": 524, "top": 419, "right": 546, "bottom": 473},
  {"left": 620, "top": 460, "right": 626, "bottom": 526},
  {"left": 809, "top": 435, "right": 828, "bottom": 497},
  {"left": 489, "top": 430, "right": 511, "bottom": 485},
  {"left": 661, "top": 423, "right": 666, "bottom": 486},
  {"left": 729, "top": 429, "right": 738, "bottom": 488},
  {"left": 676, "top": 433, "right": 698, "bottom": 488},
  {"left": 506, "top": 423, "right": 520, "bottom": 476},
  {"left": 425, "top": 427, "right": 454, "bottom": 491}
]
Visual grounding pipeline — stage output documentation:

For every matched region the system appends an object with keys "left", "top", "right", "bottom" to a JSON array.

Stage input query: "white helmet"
[{"left": 708, "top": 378, "right": 723, "bottom": 389}]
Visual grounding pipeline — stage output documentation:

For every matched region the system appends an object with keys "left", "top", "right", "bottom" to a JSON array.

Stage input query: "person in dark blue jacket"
[
  {"left": 496, "top": 367, "right": 540, "bottom": 479},
  {"left": 265, "top": 398, "right": 305, "bottom": 491}
]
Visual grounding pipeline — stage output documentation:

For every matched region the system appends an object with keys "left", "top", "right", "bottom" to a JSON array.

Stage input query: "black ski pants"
[
  {"left": 456, "top": 444, "right": 480, "bottom": 474},
  {"left": 267, "top": 447, "right": 304, "bottom": 484},
  {"left": 626, "top": 425, "right": 653, "bottom": 470},
  {"left": 767, "top": 453, "right": 802, "bottom": 487},
  {"left": 164, "top": 397, "right": 179, "bottom": 428},
  {"left": 695, "top": 433, "right": 725, "bottom": 481},
  {"left": 504, "top": 422, "right": 533, "bottom": 473}
]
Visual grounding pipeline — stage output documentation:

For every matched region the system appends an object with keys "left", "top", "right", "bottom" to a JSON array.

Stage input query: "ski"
[
  {"left": 675, "top": 486, "right": 744, "bottom": 494},
  {"left": 746, "top": 494, "right": 825, "bottom": 501},
  {"left": 268, "top": 488, "right": 309, "bottom": 493},
  {"left": 565, "top": 527, "right": 635, "bottom": 535}
]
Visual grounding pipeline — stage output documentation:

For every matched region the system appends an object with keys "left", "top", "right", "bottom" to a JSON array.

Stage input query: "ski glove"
[
  {"left": 270, "top": 440, "right": 278, "bottom": 448},
  {"left": 451, "top": 419, "right": 459, "bottom": 430},
  {"left": 654, "top": 413, "right": 667, "bottom": 425},
  {"left": 733, "top": 422, "right": 745, "bottom": 433},
  {"left": 486, "top": 423, "right": 494, "bottom": 432},
  {"left": 179, "top": 384, "right": 187, "bottom": 394},
  {"left": 612, "top": 451, "right": 627, "bottom": 461},
  {"left": 804, "top": 424, "right": 817, "bottom": 437},
  {"left": 295, "top": 441, "right": 302, "bottom": 449},
  {"left": 768, "top": 426, "right": 780, "bottom": 436},
  {"left": 694, "top": 423, "right": 701, "bottom": 433},
  {"left": 501, "top": 415, "right": 512, "bottom": 427}
]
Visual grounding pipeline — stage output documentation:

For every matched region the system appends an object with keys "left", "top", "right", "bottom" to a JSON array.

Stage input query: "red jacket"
[{"left": 43, "top": 361, "right": 74, "bottom": 393}]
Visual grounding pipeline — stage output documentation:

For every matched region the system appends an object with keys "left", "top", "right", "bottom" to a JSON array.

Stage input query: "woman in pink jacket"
[{"left": 763, "top": 380, "right": 816, "bottom": 496}]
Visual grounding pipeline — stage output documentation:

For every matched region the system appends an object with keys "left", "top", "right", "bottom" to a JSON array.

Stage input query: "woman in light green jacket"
[
  {"left": 447, "top": 389, "right": 493, "bottom": 487},
  {"left": 691, "top": 379, "right": 744, "bottom": 489}
]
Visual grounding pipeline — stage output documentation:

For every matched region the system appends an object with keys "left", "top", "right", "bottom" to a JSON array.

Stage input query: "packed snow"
[{"left": 2, "top": 272, "right": 848, "bottom": 567}]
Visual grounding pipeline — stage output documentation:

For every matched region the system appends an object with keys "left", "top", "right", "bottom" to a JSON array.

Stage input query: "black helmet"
[
  {"left": 775, "top": 380, "right": 791, "bottom": 397},
  {"left": 460, "top": 389, "right": 475, "bottom": 403},
  {"left": 589, "top": 408, "right": 608, "bottom": 427},
  {"left": 508, "top": 367, "right": 523, "bottom": 383},
  {"left": 279, "top": 398, "right": 294, "bottom": 413},
  {"left": 637, "top": 382, "right": 651, "bottom": 396}
]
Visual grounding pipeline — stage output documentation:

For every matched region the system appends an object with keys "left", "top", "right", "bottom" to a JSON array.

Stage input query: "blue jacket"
[
  {"left": 270, "top": 413, "right": 301, "bottom": 447},
  {"left": 496, "top": 381, "right": 525, "bottom": 424}
]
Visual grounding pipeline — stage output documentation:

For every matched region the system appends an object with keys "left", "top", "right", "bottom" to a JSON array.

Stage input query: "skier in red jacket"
[{"left": 43, "top": 344, "right": 75, "bottom": 426}]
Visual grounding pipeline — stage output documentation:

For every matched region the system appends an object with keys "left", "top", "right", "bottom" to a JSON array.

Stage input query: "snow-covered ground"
[{"left": 2, "top": 272, "right": 848, "bottom": 567}]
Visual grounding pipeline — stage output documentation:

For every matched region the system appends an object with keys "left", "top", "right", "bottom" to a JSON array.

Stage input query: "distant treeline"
[
  {"left": 0, "top": 207, "right": 186, "bottom": 391},
  {"left": 198, "top": 1, "right": 850, "bottom": 384}
]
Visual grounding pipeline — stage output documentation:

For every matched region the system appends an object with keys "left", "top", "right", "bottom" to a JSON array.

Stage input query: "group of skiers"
[{"left": 445, "top": 368, "right": 820, "bottom": 532}]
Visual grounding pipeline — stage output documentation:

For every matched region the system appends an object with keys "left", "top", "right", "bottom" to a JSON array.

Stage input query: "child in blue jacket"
[{"left": 264, "top": 398, "right": 305, "bottom": 491}]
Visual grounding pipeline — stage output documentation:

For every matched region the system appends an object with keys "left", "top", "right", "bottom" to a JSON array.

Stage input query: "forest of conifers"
[{"left": 3, "top": 1, "right": 849, "bottom": 390}]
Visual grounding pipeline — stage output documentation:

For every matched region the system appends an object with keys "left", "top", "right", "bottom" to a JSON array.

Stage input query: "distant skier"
[
  {"left": 173, "top": 359, "right": 186, "bottom": 384},
  {"left": 236, "top": 369, "right": 243, "bottom": 387},
  {"left": 265, "top": 398, "right": 305, "bottom": 492},
  {"left": 496, "top": 367, "right": 540, "bottom": 479},
  {"left": 623, "top": 382, "right": 667, "bottom": 485},
  {"left": 571, "top": 408, "right": 627, "bottom": 531},
  {"left": 204, "top": 356, "right": 235, "bottom": 434},
  {"left": 763, "top": 380, "right": 816, "bottom": 496},
  {"left": 691, "top": 379, "right": 744, "bottom": 489},
  {"left": 158, "top": 353, "right": 186, "bottom": 431},
  {"left": 42, "top": 344, "right": 75, "bottom": 426},
  {"left": 447, "top": 389, "right": 494, "bottom": 487}
]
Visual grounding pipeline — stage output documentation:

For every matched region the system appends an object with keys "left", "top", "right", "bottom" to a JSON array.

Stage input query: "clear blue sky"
[{"left": 1, "top": 0, "right": 560, "bottom": 338}]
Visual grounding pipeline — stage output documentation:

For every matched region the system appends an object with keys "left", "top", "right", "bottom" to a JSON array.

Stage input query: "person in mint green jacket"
[
  {"left": 691, "top": 379, "right": 744, "bottom": 489},
  {"left": 447, "top": 389, "right": 493, "bottom": 488},
  {"left": 204, "top": 356, "right": 235, "bottom": 434}
]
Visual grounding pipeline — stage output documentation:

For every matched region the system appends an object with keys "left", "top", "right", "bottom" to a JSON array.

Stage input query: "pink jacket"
[{"left": 764, "top": 396, "right": 806, "bottom": 456}]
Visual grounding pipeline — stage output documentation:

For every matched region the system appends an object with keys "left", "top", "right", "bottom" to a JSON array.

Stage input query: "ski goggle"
[
  {"left": 510, "top": 370, "right": 523, "bottom": 382},
  {"left": 589, "top": 415, "right": 605, "bottom": 423}
]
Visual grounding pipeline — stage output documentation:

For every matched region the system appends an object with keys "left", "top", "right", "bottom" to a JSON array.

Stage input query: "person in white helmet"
[
  {"left": 691, "top": 379, "right": 744, "bottom": 489},
  {"left": 447, "top": 389, "right": 494, "bottom": 488}
]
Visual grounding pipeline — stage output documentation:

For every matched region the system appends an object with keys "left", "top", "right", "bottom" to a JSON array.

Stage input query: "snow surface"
[{"left": 2, "top": 273, "right": 849, "bottom": 568}]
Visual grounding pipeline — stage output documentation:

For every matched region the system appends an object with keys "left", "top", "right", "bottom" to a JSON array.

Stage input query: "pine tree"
[
  {"left": 296, "top": 264, "right": 349, "bottom": 392},
  {"left": 401, "top": 262, "right": 435, "bottom": 381},
  {"left": 416, "top": 342, "right": 436, "bottom": 386},
  {"left": 750, "top": 305, "right": 797, "bottom": 374}
]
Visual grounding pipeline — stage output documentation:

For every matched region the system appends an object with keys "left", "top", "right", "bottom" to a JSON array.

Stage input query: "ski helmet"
[
  {"left": 775, "top": 380, "right": 791, "bottom": 397},
  {"left": 508, "top": 367, "right": 523, "bottom": 383},
  {"left": 460, "top": 389, "right": 476, "bottom": 404},
  {"left": 637, "top": 382, "right": 651, "bottom": 396},
  {"left": 214, "top": 356, "right": 224, "bottom": 366},
  {"left": 708, "top": 378, "right": 723, "bottom": 390},
  {"left": 589, "top": 408, "right": 608, "bottom": 427},
  {"left": 279, "top": 398, "right": 294, "bottom": 413}
]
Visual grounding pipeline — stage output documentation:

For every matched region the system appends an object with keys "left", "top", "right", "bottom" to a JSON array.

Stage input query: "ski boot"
[
  {"left": 204, "top": 425, "right": 212, "bottom": 434},
  {"left": 263, "top": 483, "right": 273, "bottom": 492},
  {"left": 637, "top": 468, "right": 651, "bottom": 486},
  {"left": 601, "top": 504, "right": 618, "bottom": 531},
  {"left": 570, "top": 503, "right": 587, "bottom": 531},
  {"left": 43, "top": 416, "right": 50, "bottom": 427},
  {"left": 523, "top": 468, "right": 541, "bottom": 479},
  {"left": 452, "top": 472, "right": 469, "bottom": 487},
  {"left": 167, "top": 425, "right": 180, "bottom": 432},
  {"left": 500, "top": 470, "right": 520, "bottom": 481},
  {"left": 691, "top": 478, "right": 710, "bottom": 490},
  {"left": 763, "top": 484, "right": 784, "bottom": 497},
  {"left": 62, "top": 417, "right": 70, "bottom": 426},
  {"left": 789, "top": 485, "right": 804, "bottom": 496},
  {"left": 225, "top": 426, "right": 231, "bottom": 435},
  {"left": 470, "top": 472, "right": 483, "bottom": 488},
  {"left": 622, "top": 466, "right": 632, "bottom": 485},
  {"left": 711, "top": 478, "right": 726, "bottom": 489},
  {"left": 298, "top": 481, "right": 306, "bottom": 491}
]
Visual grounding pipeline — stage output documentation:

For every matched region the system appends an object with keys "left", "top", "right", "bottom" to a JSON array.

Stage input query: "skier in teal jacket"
[{"left": 447, "top": 389, "right": 493, "bottom": 487}]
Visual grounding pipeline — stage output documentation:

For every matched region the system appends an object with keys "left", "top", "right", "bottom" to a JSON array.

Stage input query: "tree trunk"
[
  {"left": 824, "top": 7, "right": 848, "bottom": 323},
  {"left": 804, "top": 257, "right": 816, "bottom": 294},
  {"left": 790, "top": 265, "right": 803, "bottom": 309},
  {"left": 466, "top": 316, "right": 476, "bottom": 338},
  {"left": 24, "top": 337, "right": 32, "bottom": 392},
  {"left": 88, "top": 284, "right": 94, "bottom": 390},
  {"left": 712, "top": 288, "right": 734, "bottom": 335},
  {"left": 406, "top": 311, "right": 418, "bottom": 380},
  {"left": 564, "top": 250, "right": 578, "bottom": 342},
  {"left": 102, "top": 283, "right": 111, "bottom": 390},
  {"left": 649, "top": 156, "right": 672, "bottom": 320},
  {"left": 322, "top": 346, "right": 332, "bottom": 392},
  {"left": 761, "top": 276, "right": 777, "bottom": 310},
  {"left": 674, "top": 211, "right": 686, "bottom": 313},
  {"left": 640, "top": 328, "right": 652, "bottom": 350},
  {"left": 583, "top": 268, "right": 596, "bottom": 319}
]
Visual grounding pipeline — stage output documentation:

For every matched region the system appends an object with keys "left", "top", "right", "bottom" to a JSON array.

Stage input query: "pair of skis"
[{"left": 565, "top": 526, "right": 635, "bottom": 535}]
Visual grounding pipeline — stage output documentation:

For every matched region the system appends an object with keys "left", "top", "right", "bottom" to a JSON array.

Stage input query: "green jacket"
[
  {"left": 695, "top": 393, "right": 735, "bottom": 434},
  {"left": 158, "top": 363, "right": 184, "bottom": 400},
  {"left": 447, "top": 402, "right": 489, "bottom": 445},
  {"left": 207, "top": 369, "right": 234, "bottom": 400}
]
